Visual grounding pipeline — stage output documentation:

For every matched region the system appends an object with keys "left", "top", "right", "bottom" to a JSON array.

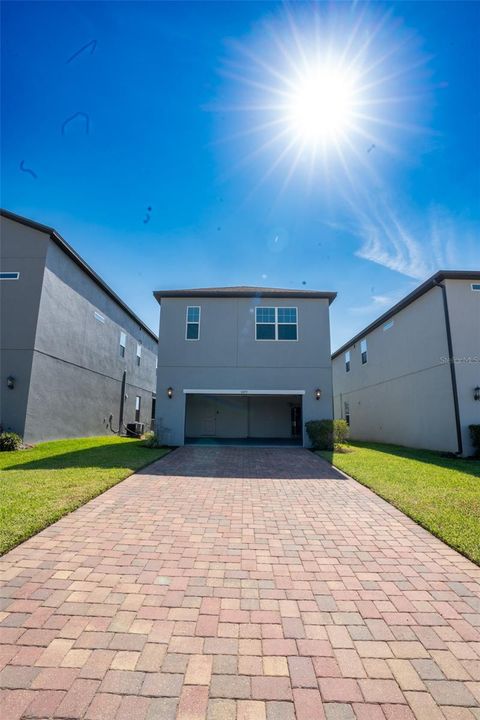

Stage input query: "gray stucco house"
[
  {"left": 332, "top": 271, "right": 480, "bottom": 456},
  {"left": 153, "top": 286, "right": 336, "bottom": 447},
  {"left": 1, "top": 209, "right": 158, "bottom": 443}
]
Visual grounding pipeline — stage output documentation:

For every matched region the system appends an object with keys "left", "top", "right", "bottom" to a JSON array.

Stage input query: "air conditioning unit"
[{"left": 126, "top": 422, "right": 145, "bottom": 437}]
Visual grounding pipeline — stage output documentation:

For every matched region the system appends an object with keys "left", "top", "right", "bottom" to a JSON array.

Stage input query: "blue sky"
[{"left": 2, "top": 1, "right": 479, "bottom": 349}]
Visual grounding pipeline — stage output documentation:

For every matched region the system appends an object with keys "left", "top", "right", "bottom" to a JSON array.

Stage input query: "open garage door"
[{"left": 185, "top": 392, "right": 303, "bottom": 445}]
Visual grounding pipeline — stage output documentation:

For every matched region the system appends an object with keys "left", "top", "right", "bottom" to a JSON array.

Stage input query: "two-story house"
[
  {"left": 332, "top": 270, "right": 480, "bottom": 456},
  {"left": 153, "top": 286, "right": 336, "bottom": 447},
  {"left": 1, "top": 209, "right": 158, "bottom": 443}
]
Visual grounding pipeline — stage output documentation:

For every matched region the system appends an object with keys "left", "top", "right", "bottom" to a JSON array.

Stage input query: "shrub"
[
  {"left": 0, "top": 432, "right": 22, "bottom": 451},
  {"left": 469, "top": 425, "right": 480, "bottom": 457},
  {"left": 141, "top": 431, "right": 163, "bottom": 448},
  {"left": 334, "top": 419, "right": 350, "bottom": 445},
  {"left": 305, "top": 420, "right": 334, "bottom": 450},
  {"left": 305, "top": 419, "right": 350, "bottom": 450}
]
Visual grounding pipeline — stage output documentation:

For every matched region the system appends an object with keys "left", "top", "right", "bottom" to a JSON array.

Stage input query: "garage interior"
[{"left": 185, "top": 393, "right": 303, "bottom": 446}]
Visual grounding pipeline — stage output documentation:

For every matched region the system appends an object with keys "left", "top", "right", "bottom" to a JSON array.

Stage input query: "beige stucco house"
[{"left": 332, "top": 271, "right": 480, "bottom": 456}]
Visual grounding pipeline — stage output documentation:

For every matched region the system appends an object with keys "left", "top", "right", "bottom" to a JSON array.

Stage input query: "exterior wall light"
[
  {"left": 7, "top": 376, "right": 15, "bottom": 389},
  {"left": 167, "top": 387, "right": 173, "bottom": 399},
  {"left": 315, "top": 388, "right": 321, "bottom": 400},
  {"left": 474, "top": 386, "right": 480, "bottom": 401}
]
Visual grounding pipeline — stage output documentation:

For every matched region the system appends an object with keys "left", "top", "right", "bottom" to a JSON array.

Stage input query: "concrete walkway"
[{"left": 1, "top": 446, "right": 479, "bottom": 720}]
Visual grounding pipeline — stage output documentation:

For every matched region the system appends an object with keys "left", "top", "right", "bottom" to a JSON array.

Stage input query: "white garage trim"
[{"left": 183, "top": 389, "right": 305, "bottom": 395}]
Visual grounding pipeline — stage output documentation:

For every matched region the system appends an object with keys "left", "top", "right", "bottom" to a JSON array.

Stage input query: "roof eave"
[
  {"left": 1, "top": 209, "right": 158, "bottom": 343},
  {"left": 331, "top": 269, "right": 480, "bottom": 359}
]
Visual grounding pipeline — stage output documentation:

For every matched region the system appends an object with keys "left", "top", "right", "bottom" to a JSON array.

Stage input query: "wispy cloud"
[{"left": 344, "top": 192, "right": 478, "bottom": 280}]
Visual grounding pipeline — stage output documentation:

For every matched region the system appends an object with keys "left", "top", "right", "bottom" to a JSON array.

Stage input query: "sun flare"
[{"left": 286, "top": 63, "right": 359, "bottom": 144}]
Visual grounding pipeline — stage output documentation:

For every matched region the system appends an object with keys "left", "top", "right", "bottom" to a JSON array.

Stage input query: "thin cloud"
[{"left": 345, "top": 193, "right": 478, "bottom": 279}]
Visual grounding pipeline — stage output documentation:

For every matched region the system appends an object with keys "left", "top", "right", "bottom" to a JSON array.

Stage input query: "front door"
[{"left": 291, "top": 406, "right": 301, "bottom": 438}]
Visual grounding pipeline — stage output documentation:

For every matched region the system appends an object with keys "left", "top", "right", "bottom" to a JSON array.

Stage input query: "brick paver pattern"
[{"left": 1, "top": 446, "right": 480, "bottom": 720}]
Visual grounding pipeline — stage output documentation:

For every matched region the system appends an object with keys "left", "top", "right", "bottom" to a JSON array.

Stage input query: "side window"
[
  {"left": 120, "top": 331, "right": 127, "bottom": 358},
  {"left": 360, "top": 338, "right": 368, "bottom": 365},
  {"left": 186, "top": 306, "right": 200, "bottom": 340},
  {"left": 136, "top": 343, "right": 142, "bottom": 366},
  {"left": 135, "top": 395, "right": 141, "bottom": 422},
  {"left": 344, "top": 401, "right": 350, "bottom": 426},
  {"left": 345, "top": 350, "right": 350, "bottom": 372}
]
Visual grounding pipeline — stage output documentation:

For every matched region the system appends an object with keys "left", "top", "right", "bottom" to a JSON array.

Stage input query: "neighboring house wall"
[
  {"left": 444, "top": 279, "right": 480, "bottom": 456},
  {"left": 333, "top": 276, "right": 480, "bottom": 455},
  {"left": 156, "top": 295, "right": 334, "bottom": 446},
  {"left": 1, "top": 213, "right": 158, "bottom": 443},
  {"left": 0, "top": 219, "right": 48, "bottom": 437},
  {"left": 333, "top": 287, "right": 458, "bottom": 452}
]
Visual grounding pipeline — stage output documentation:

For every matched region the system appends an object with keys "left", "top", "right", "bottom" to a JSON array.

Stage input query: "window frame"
[
  {"left": 136, "top": 342, "right": 142, "bottom": 366},
  {"left": 360, "top": 338, "right": 368, "bottom": 365},
  {"left": 471, "top": 283, "right": 480, "bottom": 291},
  {"left": 345, "top": 350, "right": 351, "bottom": 373},
  {"left": 0, "top": 272, "right": 20, "bottom": 280},
  {"left": 185, "top": 305, "right": 201, "bottom": 341},
  {"left": 344, "top": 401, "right": 350, "bottom": 426},
  {"left": 135, "top": 395, "right": 141, "bottom": 422},
  {"left": 255, "top": 306, "right": 298, "bottom": 342},
  {"left": 94, "top": 311, "right": 105, "bottom": 324},
  {"left": 120, "top": 331, "right": 127, "bottom": 358}
]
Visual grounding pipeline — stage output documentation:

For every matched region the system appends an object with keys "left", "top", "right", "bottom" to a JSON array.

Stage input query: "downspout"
[
  {"left": 434, "top": 280, "right": 463, "bottom": 455},
  {"left": 109, "top": 369, "right": 127, "bottom": 435}
]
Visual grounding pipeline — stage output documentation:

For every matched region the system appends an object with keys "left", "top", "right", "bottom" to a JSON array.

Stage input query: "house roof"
[
  {"left": 1, "top": 208, "right": 158, "bottom": 342},
  {"left": 154, "top": 286, "right": 337, "bottom": 303},
  {"left": 332, "top": 270, "right": 480, "bottom": 360}
]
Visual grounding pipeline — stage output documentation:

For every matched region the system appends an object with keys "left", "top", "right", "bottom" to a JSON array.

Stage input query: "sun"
[{"left": 286, "top": 63, "right": 359, "bottom": 145}]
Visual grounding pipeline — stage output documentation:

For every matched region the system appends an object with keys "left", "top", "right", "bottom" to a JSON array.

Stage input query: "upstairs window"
[
  {"left": 186, "top": 306, "right": 200, "bottom": 340},
  {"left": 472, "top": 283, "right": 480, "bottom": 291},
  {"left": 256, "top": 307, "right": 276, "bottom": 340},
  {"left": 94, "top": 311, "right": 105, "bottom": 323},
  {"left": 255, "top": 307, "right": 298, "bottom": 341},
  {"left": 120, "top": 331, "right": 127, "bottom": 358},
  {"left": 360, "top": 338, "right": 368, "bottom": 365},
  {"left": 0, "top": 272, "right": 20, "bottom": 280},
  {"left": 136, "top": 343, "right": 142, "bottom": 366},
  {"left": 345, "top": 350, "right": 351, "bottom": 373}
]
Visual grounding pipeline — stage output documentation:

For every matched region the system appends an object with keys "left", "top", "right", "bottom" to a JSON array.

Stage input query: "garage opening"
[{"left": 185, "top": 393, "right": 303, "bottom": 446}]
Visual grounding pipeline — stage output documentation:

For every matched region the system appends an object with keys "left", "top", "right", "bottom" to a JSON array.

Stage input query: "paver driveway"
[{"left": 1, "top": 447, "right": 480, "bottom": 720}]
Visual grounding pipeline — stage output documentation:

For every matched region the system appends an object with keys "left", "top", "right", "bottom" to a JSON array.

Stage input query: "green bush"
[
  {"left": 469, "top": 425, "right": 480, "bottom": 457},
  {"left": 305, "top": 420, "right": 333, "bottom": 450},
  {"left": 334, "top": 419, "right": 350, "bottom": 445},
  {"left": 141, "top": 431, "right": 163, "bottom": 448},
  {"left": 0, "top": 432, "right": 22, "bottom": 452},
  {"left": 306, "top": 419, "right": 350, "bottom": 450}
]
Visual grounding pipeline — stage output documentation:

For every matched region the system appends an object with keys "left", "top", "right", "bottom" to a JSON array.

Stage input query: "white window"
[
  {"left": 255, "top": 307, "right": 298, "bottom": 341},
  {"left": 0, "top": 272, "right": 19, "bottom": 280},
  {"left": 135, "top": 395, "right": 141, "bottom": 422},
  {"left": 345, "top": 350, "right": 351, "bottom": 372},
  {"left": 472, "top": 283, "right": 480, "bottom": 291},
  {"left": 94, "top": 311, "right": 105, "bottom": 323},
  {"left": 360, "top": 338, "right": 368, "bottom": 365},
  {"left": 136, "top": 343, "right": 142, "bottom": 366},
  {"left": 383, "top": 320, "right": 394, "bottom": 331},
  {"left": 186, "top": 306, "right": 200, "bottom": 340},
  {"left": 120, "top": 331, "right": 127, "bottom": 358}
]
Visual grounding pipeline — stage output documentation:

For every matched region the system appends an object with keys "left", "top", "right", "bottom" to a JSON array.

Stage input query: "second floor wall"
[{"left": 157, "top": 296, "right": 333, "bottom": 370}]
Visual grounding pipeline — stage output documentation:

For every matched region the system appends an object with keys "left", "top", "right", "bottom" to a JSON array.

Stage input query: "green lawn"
[
  {"left": 0, "top": 436, "right": 169, "bottom": 555},
  {"left": 319, "top": 442, "right": 480, "bottom": 565}
]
